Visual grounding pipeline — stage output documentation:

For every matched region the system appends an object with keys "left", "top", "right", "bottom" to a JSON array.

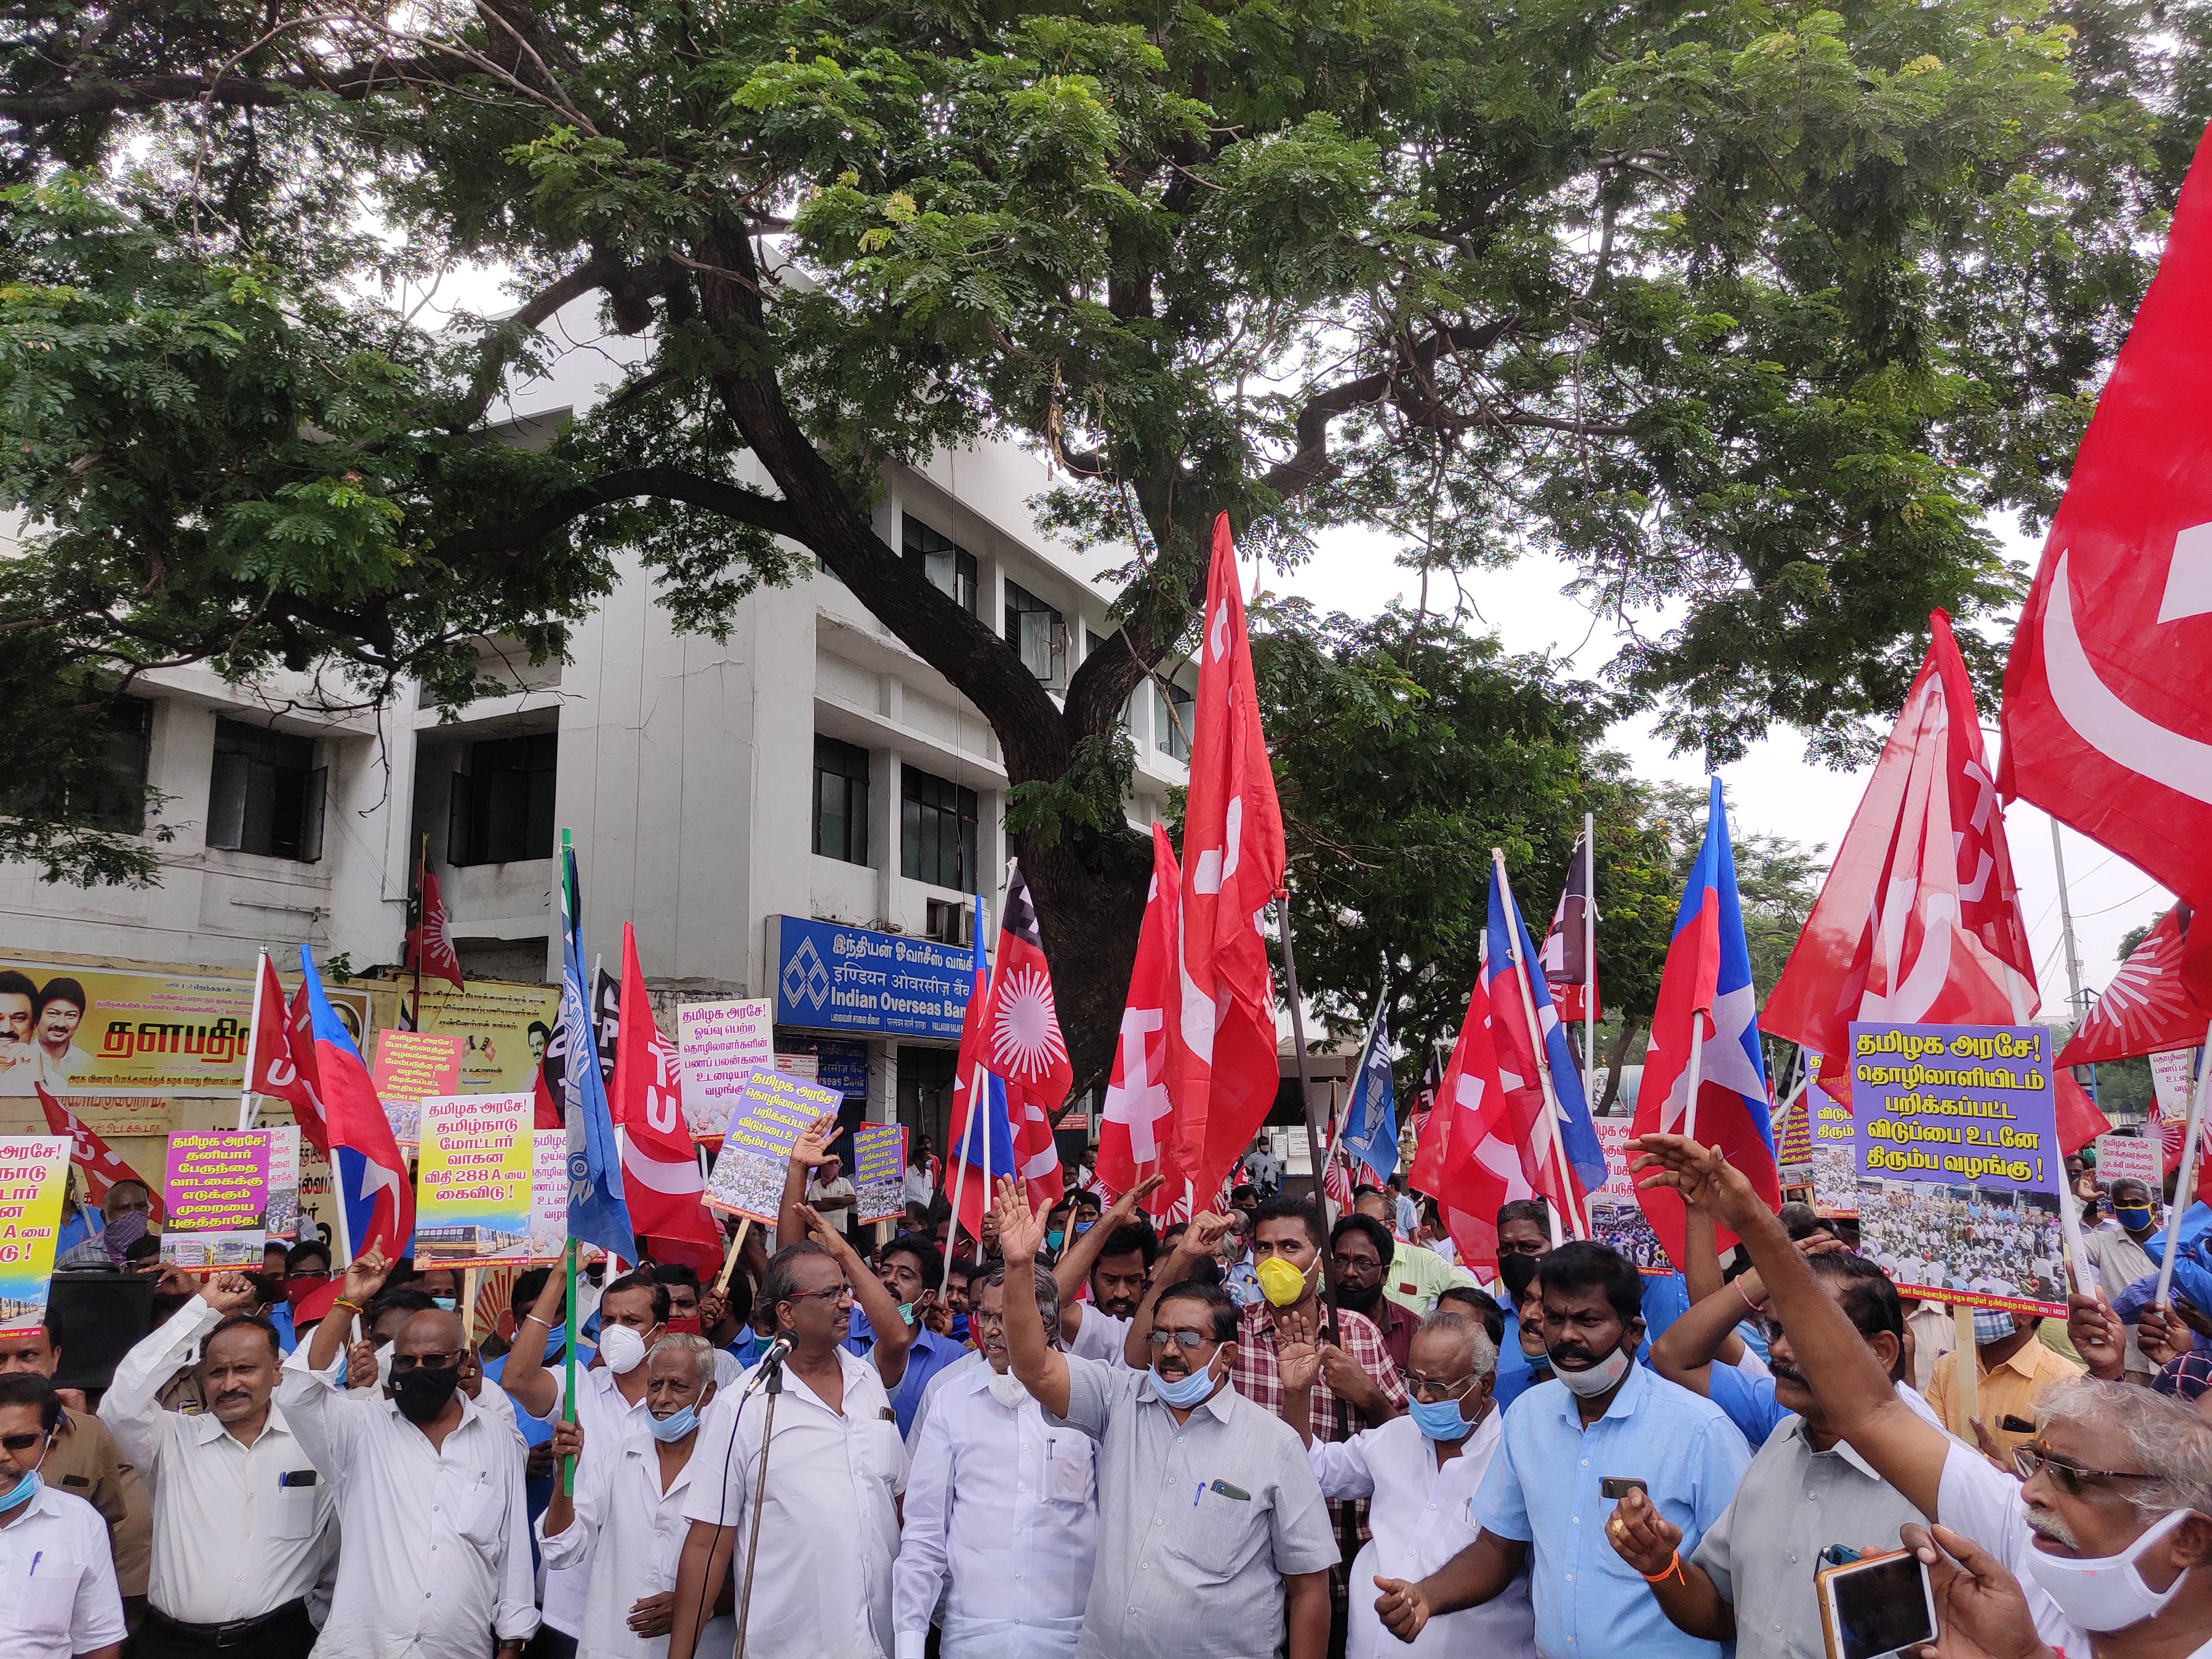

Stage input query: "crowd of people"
[{"left": 3, "top": 1116, "right": 2210, "bottom": 1659}]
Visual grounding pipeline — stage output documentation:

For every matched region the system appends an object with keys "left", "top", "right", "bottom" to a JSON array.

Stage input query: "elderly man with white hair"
[
  {"left": 894, "top": 1261, "right": 1100, "bottom": 1659},
  {"left": 1277, "top": 1308, "right": 1534, "bottom": 1659},
  {"left": 539, "top": 1334, "right": 729, "bottom": 1659}
]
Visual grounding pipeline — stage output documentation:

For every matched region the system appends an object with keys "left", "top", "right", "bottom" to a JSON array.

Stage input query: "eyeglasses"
[
  {"left": 2013, "top": 1447, "right": 2161, "bottom": 1495},
  {"left": 1145, "top": 1330, "right": 1219, "bottom": 1353},
  {"left": 1401, "top": 1373, "right": 1478, "bottom": 1405},
  {"left": 389, "top": 1351, "right": 464, "bottom": 1375},
  {"left": 0, "top": 1431, "right": 45, "bottom": 1453},
  {"left": 785, "top": 1284, "right": 855, "bottom": 1308},
  {"left": 1330, "top": 1253, "right": 1381, "bottom": 1272},
  {"left": 968, "top": 1309, "right": 1008, "bottom": 1328}
]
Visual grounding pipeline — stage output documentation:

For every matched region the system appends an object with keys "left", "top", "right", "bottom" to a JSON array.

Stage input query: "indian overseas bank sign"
[{"left": 768, "top": 916, "right": 984, "bottom": 1042}]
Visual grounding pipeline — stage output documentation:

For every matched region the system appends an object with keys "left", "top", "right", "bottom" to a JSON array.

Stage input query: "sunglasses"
[
  {"left": 0, "top": 1431, "right": 46, "bottom": 1454},
  {"left": 1145, "top": 1330, "right": 1218, "bottom": 1353},
  {"left": 2013, "top": 1446, "right": 2160, "bottom": 1496},
  {"left": 389, "top": 1351, "right": 464, "bottom": 1375},
  {"left": 1401, "top": 1372, "right": 1478, "bottom": 1404}
]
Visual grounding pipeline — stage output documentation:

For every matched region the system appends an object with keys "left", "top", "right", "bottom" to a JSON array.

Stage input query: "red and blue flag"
[
  {"left": 299, "top": 944, "right": 414, "bottom": 1264},
  {"left": 1486, "top": 857, "right": 1608, "bottom": 1220},
  {"left": 950, "top": 894, "right": 1014, "bottom": 1243},
  {"left": 1632, "top": 778, "right": 1781, "bottom": 1265}
]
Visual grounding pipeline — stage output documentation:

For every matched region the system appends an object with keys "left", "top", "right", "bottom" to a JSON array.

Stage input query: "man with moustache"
[
  {"left": 280, "top": 1248, "right": 538, "bottom": 1659},
  {"left": 1049, "top": 1175, "right": 1165, "bottom": 1365},
  {"left": 1328, "top": 1215, "right": 1421, "bottom": 1374},
  {"left": 0, "top": 1372, "right": 126, "bottom": 1659},
  {"left": 0, "top": 967, "right": 42, "bottom": 1094},
  {"left": 100, "top": 1272, "right": 337, "bottom": 1659}
]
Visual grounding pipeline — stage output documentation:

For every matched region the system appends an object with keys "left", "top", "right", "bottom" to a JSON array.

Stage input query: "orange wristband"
[{"left": 1640, "top": 1551, "right": 1687, "bottom": 1585}]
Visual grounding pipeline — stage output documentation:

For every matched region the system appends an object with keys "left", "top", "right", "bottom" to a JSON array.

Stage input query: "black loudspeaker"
[{"left": 45, "top": 1274, "right": 156, "bottom": 1394}]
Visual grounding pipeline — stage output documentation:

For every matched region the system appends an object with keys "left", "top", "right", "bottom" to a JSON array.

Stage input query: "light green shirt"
[{"left": 1381, "top": 1241, "right": 1479, "bottom": 1312}]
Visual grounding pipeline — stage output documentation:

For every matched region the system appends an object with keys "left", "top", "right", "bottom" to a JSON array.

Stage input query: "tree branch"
[{"left": 425, "top": 466, "right": 800, "bottom": 560}]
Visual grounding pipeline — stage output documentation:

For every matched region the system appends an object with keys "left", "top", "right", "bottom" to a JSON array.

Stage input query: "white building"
[{"left": 0, "top": 300, "right": 1200, "bottom": 1159}]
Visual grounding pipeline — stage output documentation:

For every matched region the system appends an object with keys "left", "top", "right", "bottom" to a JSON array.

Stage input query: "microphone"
[{"left": 739, "top": 1335, "right": 792, "bottom": 1400}]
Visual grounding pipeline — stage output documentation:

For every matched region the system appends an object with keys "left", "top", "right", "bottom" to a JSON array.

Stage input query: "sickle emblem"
[{"left": 2041, "top": 546, "right": 2212, "bottom": 806}]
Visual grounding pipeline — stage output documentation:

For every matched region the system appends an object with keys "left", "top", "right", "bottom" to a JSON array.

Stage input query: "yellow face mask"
[{"left": 1256, "top": 1255, "right": 1310, "bottom": 1308}]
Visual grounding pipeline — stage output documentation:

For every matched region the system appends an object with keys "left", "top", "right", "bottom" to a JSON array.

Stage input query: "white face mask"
[
  {"left": 598, "top": 1323, "right": 649, "bottom": 1375},
  {"left": 2021, "top": 1508, "right": 2195, "bottom": 1633},
  {"left": 1554, "top": 1345, "right": 1632, "bottom": 1399},
  {"left": 987, "top": 1370, "right": 1029, "bottom": 1410}
]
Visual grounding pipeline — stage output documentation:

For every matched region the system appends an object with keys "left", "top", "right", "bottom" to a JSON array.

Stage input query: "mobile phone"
[
  {"left": 1999, "top": 1415, "right": 2036, "bottom": 1436},
  {"left": 1599, "top": 1477, "right": 1647, "bottom": 1501},
  {"left": 1817, "top": 1549, "right": 1937, "bottom": 1659}
]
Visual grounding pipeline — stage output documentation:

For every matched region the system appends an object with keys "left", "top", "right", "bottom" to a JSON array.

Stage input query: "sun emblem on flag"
[{"left": 990, "top": 964, "right": 1067, "bottom": 1079}]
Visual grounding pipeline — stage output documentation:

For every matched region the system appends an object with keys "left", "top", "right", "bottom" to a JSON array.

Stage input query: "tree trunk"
[{"left": 1599, "top": 1018, "right": 1643, "bottom": 1114}]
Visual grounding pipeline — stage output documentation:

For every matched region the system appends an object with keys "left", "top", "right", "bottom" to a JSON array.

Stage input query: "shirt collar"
[{"left": 186, "top": 1404, "right": 297, "bottom": 1447}]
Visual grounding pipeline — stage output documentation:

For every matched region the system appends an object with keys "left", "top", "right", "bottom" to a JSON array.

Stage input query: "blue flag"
[
  {"left": 1341, "top": 1003, "right": 1399, "bottom": 1183},
  {"left": 559, "top": 844, "right": 634, "bottom": 1258}
]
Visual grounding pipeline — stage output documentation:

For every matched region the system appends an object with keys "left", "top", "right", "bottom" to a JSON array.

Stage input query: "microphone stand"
[{"left": 732, "top": 1349, "right": 785, "bottom": 1656}]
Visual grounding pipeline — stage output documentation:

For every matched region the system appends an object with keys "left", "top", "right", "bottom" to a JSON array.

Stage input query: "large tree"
[{"left": 2, "top": 0, "right": 2200, "bottom": 1085}]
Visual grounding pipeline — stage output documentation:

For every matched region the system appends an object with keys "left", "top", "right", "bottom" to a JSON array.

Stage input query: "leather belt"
[{"left": 147, "top": 1599, "right": 308, "bottom": 1648}]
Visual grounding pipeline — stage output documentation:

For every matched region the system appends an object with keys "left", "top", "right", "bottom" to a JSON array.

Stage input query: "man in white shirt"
[
  {"left": 807, "top": 1157, "right": 858, "bottom": 1239},
  {"left": 538, "top": 1335, "right": 728, "bottom": 1659},
  {"left": 1280, "top": 1310, "right": 1533, "bottom": 1659},
  {"left": 100, "top": 1272, "right": 337, "bottom": 1659},
  {"left": 279, "top": 1249, "right": 538, "bottom": 1659},
  {"left": 666, "top": 1217, "right": 911, "bottom": 1659},
  {"left": 0, "top": 1372, "right": 126, "bottom": 1659},
  {"left": 894, "top": 1262, "right": 1099, "bottom": 1658}
]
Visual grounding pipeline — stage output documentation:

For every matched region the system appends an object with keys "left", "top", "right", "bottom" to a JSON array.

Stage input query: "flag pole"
[
  {"left": 412, "top": 834, "right": 427, "bottom": 1032},
  {"left": 559, "top": 826, "right": 580, "bottom": 1498},
  {"left": 1494, "top": 851, "right": 1586, "bottom": 1240},
  {"left": 1582, "top": 812, "right": 1597, "bottom": 1116},
  {"left": 1275, "top": 886, "right": 1342, "bottom": 1334},
  {"left": 237, "top": 948, "right": 267, "bottom": 1132},
  {"left": 2154, "top": 1017, "right": 2212, "bottom": 1310},
  {"left": 1683, "top": 1022, "right": 1707, "bottom": 1146},
  {"left": 938, "top": 892, "right": 986, "bottom": 1302}
]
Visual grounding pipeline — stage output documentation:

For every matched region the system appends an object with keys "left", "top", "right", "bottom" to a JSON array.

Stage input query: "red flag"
[
  {"left": 947, "top": 941, "right": 1008, "bottom": 1245},
  {"left": 1097, "top": 825, "right": 1186, "bottom": 1224},
  {"left": 247, "top": 956, "right": 329, "bottom": 1159},
  {"left": 1767, "top": 612, "right": 2038, "bottom": 1103},
  {"left": 2056, "top": 906, "right": 2211, "bottom": 1066},
  {"left": 2054, "top": 1071, "right": 2113, "bottom": 1160},
  {"left": 610, "top": 924, "right": 721, "bottom": 1266},
  {"left": 300, "top": 948, "right": 413, "bottom": 1265},
  {"left": 980, "top": 862, "right": 1070, "bottom": 1217},
  {"left": 37, "top": 1084, "right": 165, "bottom": 1222},
  {"left": 404, "top": 867, "right": 465, "bottom": 990},
  {"left": 1430, "top": 968, "right": 1545, "bottom": 1279},
  {"left": 1166, "top": 514, "right": 1287, "bottom": 1202},
  {"left": 1541, "top": 832, "right": 1599, "bottom": 1022},
  {"left": 2001, "top": 123, "right": 2212, "bottom": 1008}
]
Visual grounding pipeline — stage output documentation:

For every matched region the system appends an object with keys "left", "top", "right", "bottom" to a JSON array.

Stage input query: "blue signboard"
[
  {"left": 770, "top": 916, "right": 982, "bottom": 1042},
  {"left": 815, "top": 1040, "right": 870, "bottom": 1098}
]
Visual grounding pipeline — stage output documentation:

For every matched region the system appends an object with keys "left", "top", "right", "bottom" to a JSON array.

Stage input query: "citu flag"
[
  {"left": 979, "top": 861, "right": 1069, "bottom": 1215},
  {"left": 2056, "top": 905, "right": 2209, "bottom": 1067},
  {"left": 558, "top": 845, "right": 634, "bottom": 1261},
  {"left": 1166, "top": 514, "right": 1287, "bottom": 1203},
  {"left": 1486, "top": 857, "right": 1606, "bottom": 1230},
  {"left": 1631, "top": 778, "right": 1781, "bottom": 1265},
  {"left": 300, "top": 944, "right": 413, "bottom": 1264},
  {"left": 36, "top": 1084, "right": 164, "bottom": 1223},
  {"left": 2001, "top": 120, "right": 2212, "bottom": 1010},
  {"left": 1428, "top": 962, "right": 1543, "bottom": 1276},
  {"left": 1768, "top": 613, "right": 2042, "bottom": 1105},
  {"left": 609, "top": 922, "right": 721, "bottom": 1271},
  {"left": 247, "top": 952, "right": 329, "bottom": 1160},
  {"left": 1406, "top": 1048, "right": 1451, "bottom": 1199},
  {"left": 1098, "top": 823, "right": 1186, "bottom": 1225},
  {"left": 950, "top": 894, "right": 1015, "bottom": 1245},
  {"left": 404, "top": 866, "right": 465, "bottom": 990}
]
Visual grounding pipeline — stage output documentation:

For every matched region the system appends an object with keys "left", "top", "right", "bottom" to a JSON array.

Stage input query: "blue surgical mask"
[
  {"left": 0, "top": 1470, "right": 40, "bottom": 1514},
  {"left": 1148, "top": 1362, "right": 1217, "bottom": 1407},
  {"left": 646, "top": 1405, "right": 700, "bottom": 1442},
  {"left": 1409, "top": 1396, "right": 1475, "bottom": 1442},
  {"left": 951, "top": 1315, "right": 970, "bottom": 1343},
  {"left": 432, "top": 1297, "right": 457, "bottom": 1313}
]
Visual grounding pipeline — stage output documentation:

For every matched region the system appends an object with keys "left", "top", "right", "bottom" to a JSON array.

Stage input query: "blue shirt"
[
  {"left": 1640, "top": 1273, "right": 1691, "bottom": 1346},
  {"left": 1223, "top": 1257, "right": 1262, "bottom": 1307},
  {"left": 1474, "top": 1360, "right": 1752, "bottom": 1659},
  {"left": 265, "top": 1302, "right": 299, "bottom": 1355},
  {"left": 843, "top": 1308, "right": 969, "bottom": 1438},
  {"left": 722, "top": 1330, "right": 770, "bottom": 1369},
  {"left": 1703, "top": 1360, "right": 1790, "bottom": 1448},
  {"left": 1494, "top": 1312, "right": 1549, "bottom": 1411}
]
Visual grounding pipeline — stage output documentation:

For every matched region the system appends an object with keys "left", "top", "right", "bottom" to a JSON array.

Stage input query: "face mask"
[
  {"left": 0, "top": 1470, "right": 40, "bottom": 1514},
  {"left": 431, "top": 1297, "right": 457, "bottom": 1313},
  {"left": 2116, "top": 1204, "right": 2154, "bottom": 1231},
  {"left": 1973, "top": 1309, "right": 2017, "bottom": 1345},
  {"left": 1410, "top": 1395, "right": 1476, "bottom": 1442},
  {"left": 646, "top": 1404, "right": 700, "bottom": 1442},
  {"left": 1553, "top": 1344, "right": 1632, "bottom": 1399},
  {"left": 598, "top": 1323, "right": 648, "bottom": 1375},
  {"left": 285, "top": 1278, "right": 327, "bottom": 1311},
  {"left": 1256, "top": 1256, "right": 1310, "bottom": 1308},
  {"left": 665, "top": 1314, "right": 702, "bottom": 1336},
  {"left": 1046, "top": 1230, "right": 1065, "bottom": 1252},
  {"left": 952, "top": 1315, "right": 970, "bottom": 1343},
  {"left": 2021, "top": 1508, "right": 2194, "bottom": 1633},
  {"left": 987, "top": 1370, "right": 1029, "bottom": 1409},
  {"left": 391, "top": 1364, "right": 462, "bottom": 1424},
  {"left": 896, "top": 1303, "right": 916, "bottom": 1327},
  {"left": 1149, "top": 1360, "right": 1219, "bottom": 1408}
]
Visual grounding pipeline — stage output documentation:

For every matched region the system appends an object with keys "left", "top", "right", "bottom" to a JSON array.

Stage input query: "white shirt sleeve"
[
  {"left": 1935, "top": 1442, "right": 2033, "bottom": 1566},
  {"left": 534, "top": 1449, "right": 611, "bottom": 1574},
  {"left": 891, "top": 1398, "right": 957, "bottom": 1656},
  {"left": 69, "top": 1512, "right": 128, "bottom": 1654},
  {"left": 100, "top": 1296, "right": 221, "bottom": 1473},
  {"left": 274, "top": 1345, "right": 372, "bottom": 1480},
  {"left": 1306, "top": 1428, "right": 1379, "bottom": 1501},
  {"left": 491, "top": 1421, "right": 541, "bottom": 1643}
]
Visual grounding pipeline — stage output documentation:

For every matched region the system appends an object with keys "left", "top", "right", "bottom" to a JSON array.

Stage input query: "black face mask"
[
  {"left": 1499, "top": 1253, "right": 1541, "bottom": 1304},
  {"left": 1336, "top": 1277, "right": 1382, "bottom": 1315},
  {"left": 391, "top": 1364, "right": 462, "bottom": 1423}
]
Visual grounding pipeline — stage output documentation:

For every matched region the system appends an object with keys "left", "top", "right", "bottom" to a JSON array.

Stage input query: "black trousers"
[{"left": 134, "top": 1602, "right": 316, "bottom": 1659}]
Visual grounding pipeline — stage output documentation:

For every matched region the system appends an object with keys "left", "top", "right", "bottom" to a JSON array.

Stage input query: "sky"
[{"left": 1277, "top": 523, "right": 2172, "bottom": 1019}]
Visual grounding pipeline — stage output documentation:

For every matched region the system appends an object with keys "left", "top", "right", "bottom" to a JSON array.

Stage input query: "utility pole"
[{"left": 2051, "top": 818, "right": 2099, "bottom": 1105}]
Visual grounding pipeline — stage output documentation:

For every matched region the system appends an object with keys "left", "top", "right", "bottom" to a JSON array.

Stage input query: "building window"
[
  {"left": 902, "top": 516, "right": 978, "bottom": 614},
  {"left": 1004, "top": 581, "right": 1067, "bottom": 686},
  {"left": 1, "top": 698, "right": 152, "bottom": 834},
  {"left": 901, "top": 766, "right": 979, "bottom": 892},
  {"left": 207, "top": 718, "right": 324, "bottom": 860},
  {"left": 924, "top": 897, "right": 973, "bottom": 946},
  {"left": 1155, "top": 675, "right": 1194, "bottom": 763},
  {"left": 448, "top": 733, "right": 557, "bottom": 866},
  {"left": 813, "top": 735, "right": 872, "bottom": 867}
]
